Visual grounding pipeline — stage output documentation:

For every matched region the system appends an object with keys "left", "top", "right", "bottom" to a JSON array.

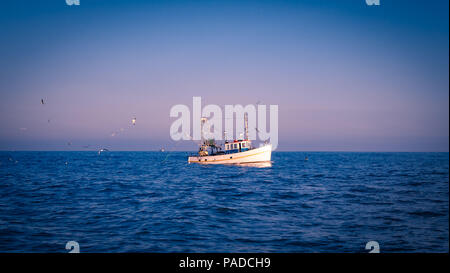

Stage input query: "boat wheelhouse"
[{"left": 224, "top": 140, "right": 251, "bottom": 154}]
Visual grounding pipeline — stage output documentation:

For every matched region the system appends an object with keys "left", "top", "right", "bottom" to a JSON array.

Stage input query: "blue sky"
[{"left": 0, "top": 0, "right": 448, "bottom": 151}]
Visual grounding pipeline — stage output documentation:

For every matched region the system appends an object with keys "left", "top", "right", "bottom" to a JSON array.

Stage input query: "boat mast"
[
  {"left": 200, "top": 117, "right": 209, "bottom": 154},
  {"left": 200, "top": 117, "right": 207, "bottom": 144},
  {"left": 244, "top": 112, "right": 249, "bottom": 140}
]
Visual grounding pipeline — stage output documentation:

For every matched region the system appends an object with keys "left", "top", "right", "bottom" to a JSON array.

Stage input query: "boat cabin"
[{"left": 224, "top": 140, "right": 251, "bottom": 154}]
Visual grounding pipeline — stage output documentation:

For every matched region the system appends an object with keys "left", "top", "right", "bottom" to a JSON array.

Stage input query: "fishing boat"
[{"left": 188, "top": 114, "right": 272, "bottom": 165}]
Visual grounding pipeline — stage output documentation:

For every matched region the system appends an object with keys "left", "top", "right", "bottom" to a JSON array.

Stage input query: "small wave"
[
  {"left": 408, "top": 211, "right": 446, "bottom": 217},
  {"left": 214, "top": 206, "right": 238, "bottom": 214},
  {"left": 271, "top": 191, "right": 300, "bottom": 199}
]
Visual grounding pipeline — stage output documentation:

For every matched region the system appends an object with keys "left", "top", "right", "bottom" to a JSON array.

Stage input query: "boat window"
[
  {"left": 242, "top": 143, "right": 246, "bottom": 147},
  {"left": 234, "top": 144, "right": 237, "bottom": 149}
]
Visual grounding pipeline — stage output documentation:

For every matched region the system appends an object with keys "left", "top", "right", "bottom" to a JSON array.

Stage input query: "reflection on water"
[
  {"left": 234, "top": 162, "right": 272, "bottom": 168},
  {"left": 193, "top": 161, "right": 272, "bottom": 168}
]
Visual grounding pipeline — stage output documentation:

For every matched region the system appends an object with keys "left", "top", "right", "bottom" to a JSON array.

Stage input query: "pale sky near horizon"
[{"left": 0, "top": 0, "right": 448, "bottom": 151}]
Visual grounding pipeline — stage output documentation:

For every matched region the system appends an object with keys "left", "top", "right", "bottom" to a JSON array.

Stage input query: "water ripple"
[{"left": 0, "top": 151, "right": 448, "bottom": 252}]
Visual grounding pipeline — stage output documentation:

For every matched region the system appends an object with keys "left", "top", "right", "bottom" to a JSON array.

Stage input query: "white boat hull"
[{"left": 188, "top": 144, "right": 272, "bottom": 164}]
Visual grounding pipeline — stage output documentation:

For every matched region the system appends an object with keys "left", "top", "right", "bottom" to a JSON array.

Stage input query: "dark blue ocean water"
[{"left": 0, "top": 151, "right": 448, "bottom": 253}]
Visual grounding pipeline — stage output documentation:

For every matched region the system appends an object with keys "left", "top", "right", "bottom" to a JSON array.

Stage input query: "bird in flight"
[{"left": 98, "top": 148, "right": 109, "bottom": 155}]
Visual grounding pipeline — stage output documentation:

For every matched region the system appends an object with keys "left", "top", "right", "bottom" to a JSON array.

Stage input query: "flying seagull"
[
  {"left": 132, "top": 117, "right": 136, "bottom": 125},
  {"left": 41, "top": 99, "right": 45, "bottom": 105},
  {"left": 98, "top": 148, "right": 109, "bottom": 155}
]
